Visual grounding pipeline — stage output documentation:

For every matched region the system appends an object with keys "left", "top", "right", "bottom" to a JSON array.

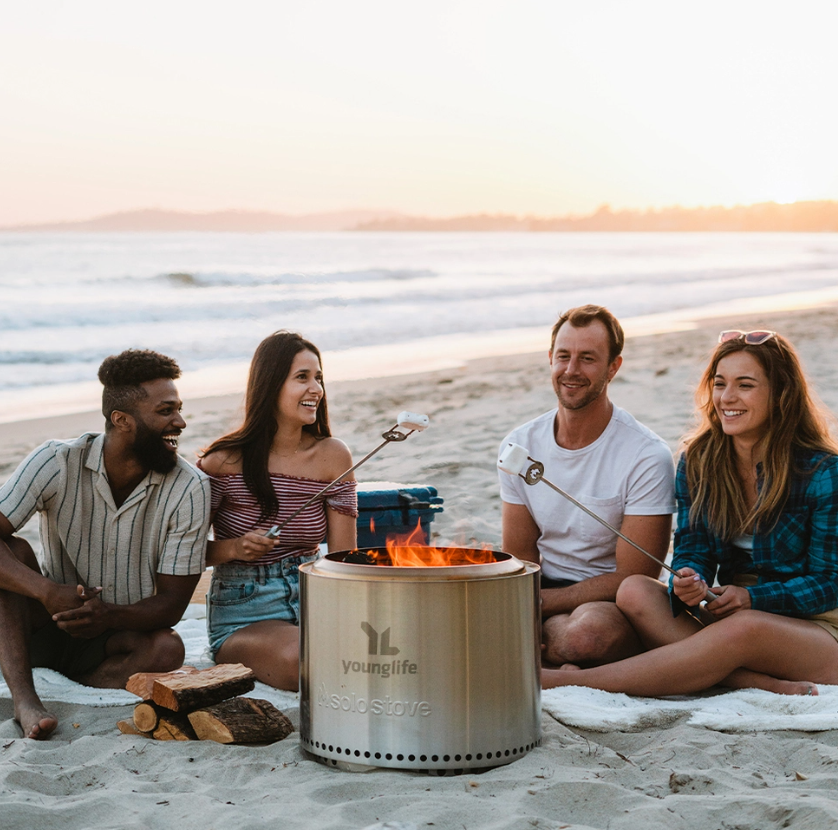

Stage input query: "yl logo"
[{"left": 361, "top": 622, "right": 400, "bottom": 656}]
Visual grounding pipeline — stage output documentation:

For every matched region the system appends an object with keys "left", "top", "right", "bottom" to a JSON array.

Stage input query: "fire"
[{"left": 363, "top": 519, "right": 498, "bottom": 567}]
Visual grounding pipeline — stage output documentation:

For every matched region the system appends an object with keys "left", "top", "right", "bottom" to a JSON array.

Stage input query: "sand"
[{"left": 3, "top": 303, "right": 838, "bottom": 829}]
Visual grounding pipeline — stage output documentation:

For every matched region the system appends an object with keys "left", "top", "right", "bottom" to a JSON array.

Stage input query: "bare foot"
[
  {"left": 15, "top": 702, "right": 58, "bottom": 739},
  {"left": 772, "top": 680, "right": 818, "bottom": 697}
]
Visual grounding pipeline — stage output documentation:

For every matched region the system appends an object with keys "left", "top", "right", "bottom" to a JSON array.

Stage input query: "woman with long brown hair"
[
  {"left": 199, "top": 332, "right": 357, "bottom": 690},
  {"left": 543, "top": 330, "right": 838, "bottom": 696}
]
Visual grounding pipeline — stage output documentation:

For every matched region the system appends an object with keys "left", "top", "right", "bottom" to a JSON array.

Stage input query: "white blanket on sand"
[{"left": 2, "top": 616, "right": 836, "bottom": 733}]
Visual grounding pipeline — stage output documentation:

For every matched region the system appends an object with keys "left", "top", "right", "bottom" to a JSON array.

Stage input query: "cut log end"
[{"left": 188, "top": 697, "right": 294, "bottom": 744}]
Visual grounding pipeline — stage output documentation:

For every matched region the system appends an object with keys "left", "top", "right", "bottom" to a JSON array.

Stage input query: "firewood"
[
  {"left": 151, "top": 663, "right": 255, "bottom": 712},
  {"left": 117, "top": 719, "right": 153, "bottom": 738},
  {"left": 152, "top": 713, "right": 198, "bottom": 741},
  {"left": 126, "top": 665, "right": 199, "bottom": 700},
  {"left": 188, "top": 697, "right": 293, "bottom": 744},
  {"left": 133, "top": 701, "right": 165, "bottom": 733}
]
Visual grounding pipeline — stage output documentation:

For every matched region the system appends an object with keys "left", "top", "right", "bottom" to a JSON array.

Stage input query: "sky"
[{"left": 1, "top": 0, "right": 837, "bottom": 225}]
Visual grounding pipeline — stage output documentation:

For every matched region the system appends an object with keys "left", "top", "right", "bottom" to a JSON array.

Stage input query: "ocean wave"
[{"left": 154, "top": 267, "right": 437, "bottom": 288}]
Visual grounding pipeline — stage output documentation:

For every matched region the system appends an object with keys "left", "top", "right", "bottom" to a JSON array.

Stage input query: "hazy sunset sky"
[{"left": 2, "top": 0, "right": 837, "bottom": 225}]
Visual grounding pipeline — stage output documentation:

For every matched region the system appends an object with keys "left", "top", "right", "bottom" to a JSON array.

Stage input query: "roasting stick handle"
[{"left": 536, "top": 475, "right": 720, "bottom": 603}]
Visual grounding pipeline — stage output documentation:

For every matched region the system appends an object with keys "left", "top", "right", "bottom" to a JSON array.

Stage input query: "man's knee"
[
  {"left": 544, "top": 602, "right": 635, "bottom": 666},
  {"left": 5, "top": 536, "right": 40, "bottom": 571},
  {"left": 111, "top": 628, "right": 185, "bottom": 672}
]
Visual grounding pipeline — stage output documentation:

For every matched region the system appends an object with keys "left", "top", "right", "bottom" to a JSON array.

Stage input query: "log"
[
  {"left": 152, "top": 713, "right": 198, "bottom": 741},
  {"left": 133, "top": 701, "right": 165, "bottom": 733},
  {"left": 117, "top": 719, "right": 153, "bottom": 739},
  {"left": 126, "top": 666, "right": 199, "bottom": 700},
  {"left": 151, "top": 663, "right": 255, "bottom": 712},
  {"left": 188, "top": 697, "right": 294, "bottom": 744}
]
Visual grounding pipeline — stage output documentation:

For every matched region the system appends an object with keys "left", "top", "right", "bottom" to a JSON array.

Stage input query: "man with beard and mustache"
[
  {"left": 499, "top": 305, "right": 675, "bottom": 671},
  {"left": 0, "top": 350, "right": 210, "bottom": 739}
]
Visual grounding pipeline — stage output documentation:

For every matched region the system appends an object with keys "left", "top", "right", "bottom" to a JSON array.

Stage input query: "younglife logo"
[{"left": 341, "top": 621, "right": 418, "bottom": 678}]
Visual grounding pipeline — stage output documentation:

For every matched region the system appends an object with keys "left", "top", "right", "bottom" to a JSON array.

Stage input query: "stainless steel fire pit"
[{"left": 299, "top": 548, "right": 541, "bottom": 772}]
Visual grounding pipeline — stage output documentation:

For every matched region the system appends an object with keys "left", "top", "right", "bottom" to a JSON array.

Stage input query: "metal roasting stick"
[
  {"left": 264, "top": 411, "right": 430, "bottom": 539},
  {"left": 498, "top": 442, "right": 720, "bottom": 604}
]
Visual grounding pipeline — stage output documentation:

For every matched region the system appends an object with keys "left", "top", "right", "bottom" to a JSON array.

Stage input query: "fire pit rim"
[{"left": 308, "top": 547, "right": 526, "bottom": 580}]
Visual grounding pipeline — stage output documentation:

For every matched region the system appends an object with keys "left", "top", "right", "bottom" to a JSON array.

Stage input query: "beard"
[
  {"left": 132, "top": 419, "right": 178, "bottom": 474},
  {"left": 555, "top": 373, "right": 610, "bottom": 411}
]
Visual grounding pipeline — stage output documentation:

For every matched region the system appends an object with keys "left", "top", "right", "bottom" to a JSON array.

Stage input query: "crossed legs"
[
  {"left": 542, "top": 575, "right": 838, "bottom": 695},
  {"left": 0, "top": 536, "right": 185, "bottom": 739}
]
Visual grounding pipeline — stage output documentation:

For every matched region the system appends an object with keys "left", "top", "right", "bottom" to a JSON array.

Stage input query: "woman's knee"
[{"left": 616, "top": 574, "right": 666, "bottom": 616}]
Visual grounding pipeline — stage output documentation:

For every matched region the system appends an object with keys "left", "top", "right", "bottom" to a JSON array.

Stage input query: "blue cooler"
[{"left": 355, "top": 481, "right": 444, "bottom": 548}]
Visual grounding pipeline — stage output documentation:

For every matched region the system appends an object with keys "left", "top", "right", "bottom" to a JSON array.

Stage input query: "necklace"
[{"left": 274, "top": 438, "right": 304, "bottom": 458}]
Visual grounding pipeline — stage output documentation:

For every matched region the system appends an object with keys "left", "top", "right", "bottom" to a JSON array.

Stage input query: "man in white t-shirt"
[{"left": 499, "top": 305, "right": 675, "bottom": 668}]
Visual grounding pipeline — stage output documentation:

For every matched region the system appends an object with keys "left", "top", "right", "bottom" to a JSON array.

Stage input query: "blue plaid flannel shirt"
[{"left": 672, "top": 450, "right": 838, "bottom": 616}]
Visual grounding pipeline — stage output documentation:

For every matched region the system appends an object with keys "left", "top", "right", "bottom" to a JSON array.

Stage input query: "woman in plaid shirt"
[{"left": 543, "top": 331, "right": 838, "bottom": 696}]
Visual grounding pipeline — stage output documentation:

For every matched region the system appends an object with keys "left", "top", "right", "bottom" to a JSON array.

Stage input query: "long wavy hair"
[
  {"left": 202, "top": 331, "right": 331, "bottom": 519},
  {"left": 684, "top": 334, "right": 837, "bottom": 539}
]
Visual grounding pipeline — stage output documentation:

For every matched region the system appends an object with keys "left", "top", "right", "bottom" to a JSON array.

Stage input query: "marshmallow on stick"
[{"left": 498, "top": 442, "right": 719, "bottom": 602}]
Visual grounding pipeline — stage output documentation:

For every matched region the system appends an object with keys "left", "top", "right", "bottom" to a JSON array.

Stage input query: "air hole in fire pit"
[
  {"left": 476, "top": 754, "right": 483, "bottom": 760},
  {"left": 397, "top": 754, "right": 404, "bottom": 761},
  {"left": 408, "top": 755, "right": 415, "bottom": 762},
  {"left": 465, "top": 755, "right": 472, "bottom": 761},
  {"left": 374, "top": 752, "right": 381, "bottom": 759},
  {"left": 328, "top": 745, "right": 334, "bottom": 752},
  {"left": 455, "top": 755, "right": 461, "bottom": 762},
  {"left": 431, "top": 755, "right": 439, "bottom": 762},
  {"left": 420, "top": 755, "right": 427, "bottom": 762},
  {"left": 364, "top": 752, "right": 370, "bottom": 758},
  {"left": 385, "top": 754, "right": 393, "bottom": 760},
  {"left": 355, "top": 750, "right": 361, "bottom": 757},
  {"left": 443, "top": 755, "right": 450, "bottom": 762}
]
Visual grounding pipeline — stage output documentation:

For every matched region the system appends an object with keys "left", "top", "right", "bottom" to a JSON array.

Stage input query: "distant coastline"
[{"left": 3, "top": 200, "right": 838, "bottom": 233}]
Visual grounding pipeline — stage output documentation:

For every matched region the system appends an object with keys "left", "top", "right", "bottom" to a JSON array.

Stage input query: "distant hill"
[
  {"left": 354, "top": 201, "right": 838, "bottom": 232},
  {"left": 2, "top": 208, "right": 404, "bottom": 232},
  {"left": 5, "top": 201, "right": 838, "bottom": 233}
]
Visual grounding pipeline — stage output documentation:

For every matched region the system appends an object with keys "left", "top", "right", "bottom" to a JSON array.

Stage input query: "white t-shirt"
[{"left": 498, "top": 406, "right": 675, "bottom": 582}]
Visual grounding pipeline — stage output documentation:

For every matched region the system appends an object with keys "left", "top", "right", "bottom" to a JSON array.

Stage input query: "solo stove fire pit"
[{"left": 299, "top": 546, "right": 541, "bottom": 772}]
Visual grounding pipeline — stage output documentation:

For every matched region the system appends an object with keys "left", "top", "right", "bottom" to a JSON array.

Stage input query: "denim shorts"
[{"left": 206, "top": 553, "right": 320, "bottom": 658}]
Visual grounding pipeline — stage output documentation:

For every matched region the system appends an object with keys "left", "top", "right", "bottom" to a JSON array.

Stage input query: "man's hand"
[
  {"left": 42, "top": 582, "right": 101, "bottom": 618},
  {"left": 705, "top": 584, "right": 751, "bottom": 619},
  {"left": 52, "top": 587, "right": 109, "bottom": 638}
]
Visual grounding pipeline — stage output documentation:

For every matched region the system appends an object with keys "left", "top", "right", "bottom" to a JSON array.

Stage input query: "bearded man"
[
  {"left": 499, "top": 305, "right": 675, "bottom": 671},
  {"left": 0, "top": 350, "right": 210, "bottom": 739}
]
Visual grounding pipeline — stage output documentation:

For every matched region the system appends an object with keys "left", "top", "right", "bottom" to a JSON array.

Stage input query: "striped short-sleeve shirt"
[{"left": 0, "top": 432, "right": 211, "bottom": 606}]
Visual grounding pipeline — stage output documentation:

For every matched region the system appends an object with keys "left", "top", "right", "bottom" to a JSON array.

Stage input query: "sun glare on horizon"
[{"left": 0, "top": 0, "right": 836, "bottom": 225}]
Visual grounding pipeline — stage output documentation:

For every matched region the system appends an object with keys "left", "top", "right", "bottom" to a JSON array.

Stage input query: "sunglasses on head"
[{"left": 718, "top": 330, "right": 777, "bottom": 345}]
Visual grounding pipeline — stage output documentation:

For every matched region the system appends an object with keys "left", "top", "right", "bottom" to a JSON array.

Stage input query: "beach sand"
[{"left": 3, "top": 303, "right": 838, "bottom": 829}]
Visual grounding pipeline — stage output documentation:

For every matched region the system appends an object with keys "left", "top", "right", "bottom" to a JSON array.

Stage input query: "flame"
[{"left": 363, "top": 519, "right": 498, "bottom": 567}]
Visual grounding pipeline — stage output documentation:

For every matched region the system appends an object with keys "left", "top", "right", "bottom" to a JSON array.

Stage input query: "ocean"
[{"left": 2, "top": 231, "right": 838, "bottom": 422}]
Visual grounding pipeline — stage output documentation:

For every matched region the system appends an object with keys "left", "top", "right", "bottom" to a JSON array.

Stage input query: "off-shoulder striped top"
[{"left": 199, "top": 463, "right": 358, "bottom": 565}]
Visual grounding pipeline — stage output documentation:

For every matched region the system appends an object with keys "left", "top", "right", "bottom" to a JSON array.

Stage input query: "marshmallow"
[
  {"left": 498, "top": 442, "right": 532, "bottom": 476},
  {"left": 397, "top": 411, "right": 430, "bottom": 431}
]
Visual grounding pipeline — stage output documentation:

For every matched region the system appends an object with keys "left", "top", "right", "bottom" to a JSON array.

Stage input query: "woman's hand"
[
  {"left": 234, "top": 531, "right": 280, "bottom": 562},
  {"left": 704, "top": 584, "right": 752, "bottom": 619},
  {"left": 672, "top": 567, "right": 711, "bottom": 606}
]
